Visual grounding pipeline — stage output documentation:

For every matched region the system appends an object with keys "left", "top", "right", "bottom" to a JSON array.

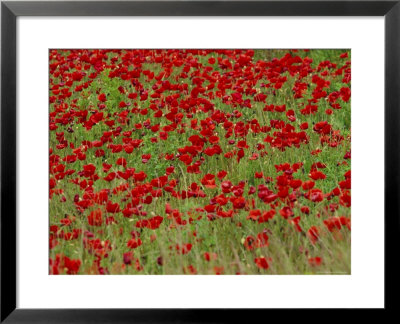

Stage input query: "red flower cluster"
[{"left": 49, "top": 49, "right": 351, "bottom": 275}]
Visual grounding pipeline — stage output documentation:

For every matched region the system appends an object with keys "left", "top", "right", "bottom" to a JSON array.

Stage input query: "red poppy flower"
[
  {"left": 309, "top": 171, "right": 326, "bottom": 180},
  {"left": 258, "top": 210, "right": 275, "bottom": 223},
  {"left": 104, "top": 172, "right": 116, "bottom": 182},
  {"left": 308, "top": 257, "right": 322, "bottom": 266},
  {"left": 135, "top": 216, "right": 163, "bottom": 230},
  {"left": 255, "top": 172, "right": 263, "bottom": 179},
  {"left": 279, "top": 206, "right": 294, "bottom": 219},
  {"left": 82, "top": 164, "right": 96, "bottom": 178},
  {"left": 300, "top": 122, "right": 308, "bottom": 130},
  {"left": 106, "top": 201, "right": 120, "bottom": 213},
  {"left": 232, "top": 197, "right": 246, "bottom": 209},
  {"left": 256, "top": 232, "right": 269, "bottom": 247},
  {"left": 142, "top": 154, "right": 151, "bottom": 164},
  {"left": 339, "top": 190, "right": 351, "bottom": 207},
  {"left": 62, "top": 256, "right": 82, "bottom": 274},
  {"left": 244, "top": 236, "right": 256, "bottom": 251},
  {"left": 300, "top": 206, "right": 310, "bottom": 214},
  {"left": 307, "top": 226, "right": 320, "bottom": 245},
  {"left": 201, "top": 174, "right": 217, "bottom": 189},
  {"left": 217, "top": 170, "right": 227, "bottom": 180},
  {"left": 305, "top": 189, "right": 324, "bottom": 202},
  {"left": 254, "top": 257, "right": 269, "bottom": 270},
  {"left": 247, "top": 209, "right": 261, "bottom": 221},
  {"left": 116, "top": 157, "right": 127, "bottom": 168},
  {"left": 323, "top": 217, "right": 342, "bottom": 232},
  {"left": 221, "top": 180, "right": 233, "bottom": 193},
  {"left": 127, "top": 238, "right": 142, "bottom": 249},
  {"left": 204, "top": 252, "right": 218, "bottom": 261},
  {"left": 123, "top": 251, "right": 134, "bottom": 265}
]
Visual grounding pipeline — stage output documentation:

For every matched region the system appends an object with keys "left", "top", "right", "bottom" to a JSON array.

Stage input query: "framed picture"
[{"left": 1, "top": 0, "right": 397, "bottom": 321}]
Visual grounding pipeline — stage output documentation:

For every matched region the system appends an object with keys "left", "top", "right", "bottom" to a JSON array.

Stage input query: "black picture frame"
[{"left": 1, "top": 0, "right": 398, "bottom": 322}]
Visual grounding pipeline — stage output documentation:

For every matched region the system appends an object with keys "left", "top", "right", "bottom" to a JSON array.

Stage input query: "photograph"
[
  {"left": 2, "top": 0, "right": 397, "bottom": 320},
  {"left": 49, "top": 49, "right": 351, "bottom": 275}
]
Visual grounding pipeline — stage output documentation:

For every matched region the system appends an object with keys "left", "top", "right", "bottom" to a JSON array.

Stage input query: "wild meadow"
[{"left": 49, "top": 49, "right": 351, "bottom": 275}]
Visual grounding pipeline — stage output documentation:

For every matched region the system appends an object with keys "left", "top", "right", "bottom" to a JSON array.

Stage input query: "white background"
[{"left": 17, "top": 17, "right": 384, "bottom": 308}]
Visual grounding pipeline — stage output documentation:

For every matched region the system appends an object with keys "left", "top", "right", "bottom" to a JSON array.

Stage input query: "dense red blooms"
[
  {"left": 50, "top": 254, "right": 81, "bottom": 275},
  {"left": 135, "top": 216, "right": 163, "bottom": 229},
  {"left": 50, "top": 49, "right": 350, "bottom": 275}
]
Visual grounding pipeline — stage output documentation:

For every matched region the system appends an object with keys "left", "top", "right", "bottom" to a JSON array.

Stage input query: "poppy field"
[{"left": 49, "top": 49, "right": 351, "bottom": 275}]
